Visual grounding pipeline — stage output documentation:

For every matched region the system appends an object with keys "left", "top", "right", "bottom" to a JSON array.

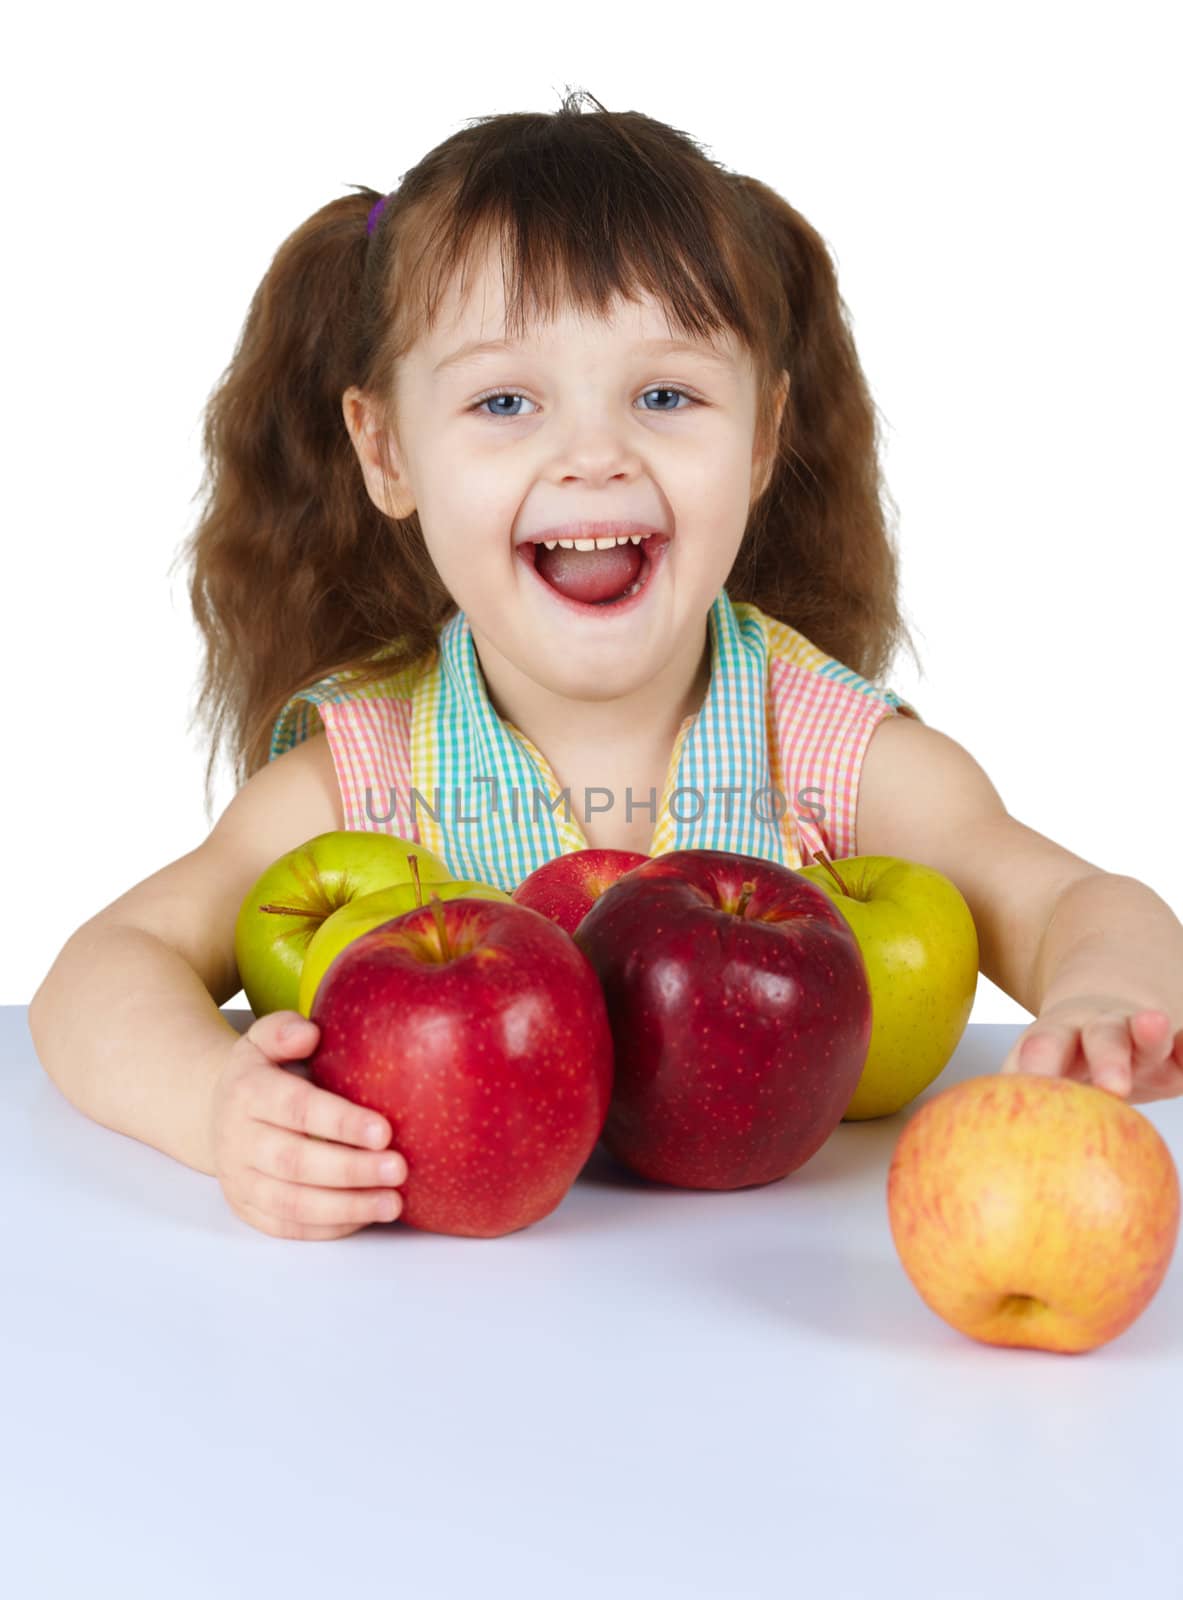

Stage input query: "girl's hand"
[
  {"left": 999, "top": 995, "right": 1183, "bottom": 1105},
  {"left": 209, "top": 1011, "right": 408, "bottom": 1240}
]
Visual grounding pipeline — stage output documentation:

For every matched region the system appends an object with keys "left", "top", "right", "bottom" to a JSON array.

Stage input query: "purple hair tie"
[{"left": 366, "top": 193, "right": 391, "bottom": 238}]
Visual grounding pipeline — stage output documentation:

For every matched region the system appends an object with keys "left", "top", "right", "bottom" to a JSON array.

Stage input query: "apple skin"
[
  {"left": 887, "top": 1073, "right": 1180, "bottom": 1353},
  {"left": 297, "top": 879, "right": 514, "bottom": 1017},
  {"left": 572, "top": 848, "right": 872, "bottom": 1189},
  {"left": 511, "top": 847, "right": 650, "bottom": 936},
  {"left": 307, "top": 895, "right": 616, "bottom": 1238},
  {"left": 797, "top": 855, "right": 978, "bottom": 1119},
  {"left": 234, "top": 831, "right": 455, "bottom": 1019}
]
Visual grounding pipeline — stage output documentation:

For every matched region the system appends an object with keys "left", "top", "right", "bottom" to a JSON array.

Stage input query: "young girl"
[{"left": 29, "top": 91, "right": 1183, "bottom": 1242}]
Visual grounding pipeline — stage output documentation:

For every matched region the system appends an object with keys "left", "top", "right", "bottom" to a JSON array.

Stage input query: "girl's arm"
[
  {"left": 28, "top": 734, "right": 344, "bottom": 1173},
  {"left": 855, "top": 714, "right": 1183, "bottom": 1104}
]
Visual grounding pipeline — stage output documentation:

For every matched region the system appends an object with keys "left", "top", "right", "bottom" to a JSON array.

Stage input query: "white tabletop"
[{"left": 3, "top": 1007, "right": 1180, "bottom": 1598}]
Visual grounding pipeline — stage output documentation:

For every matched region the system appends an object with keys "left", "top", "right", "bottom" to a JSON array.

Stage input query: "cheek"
[
  {"left": 417, "top": 529, "right": 514, "bottom": 616},
  {"left": 414, "top": 482, "right": 516, "bottom": 564}
]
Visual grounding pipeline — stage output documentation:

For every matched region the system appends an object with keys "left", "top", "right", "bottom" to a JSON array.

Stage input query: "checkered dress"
[{"left": 269, "top": 588, "right": 922, "bottom": 891}]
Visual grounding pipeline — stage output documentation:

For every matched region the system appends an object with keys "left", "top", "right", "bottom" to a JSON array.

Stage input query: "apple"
[
  {"left": 234, "top": 830, "right": 455, "bottom": 1019},
  {"left": 887, "top": 1073, "right": 1181, "bottom": 1353},
  {"left": 512, "top": 847, "right": 650, "bottom": 936},
  {"left": 572, "top": 848, "right": 872, "bottom": 1189},
  {"left": 298, "top": 875, "right": 514, "bottom": 1017},
  {"left": 798, "top": 849, "right": 978, "bottom": 1119},
  {"left": 307, "top": 894, "right": 616, "bottom": 1238}
]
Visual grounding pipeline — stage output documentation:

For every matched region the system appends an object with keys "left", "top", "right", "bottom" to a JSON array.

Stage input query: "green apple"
[
  {"left": 297, "top": 878, "right": 515, "bottom": 1016},
  {"left": 234, "top": 831, "right": 456, "bottom": 1019},
  {"left": 798, "top": 852, "right": 978, "bottom": 1119}
]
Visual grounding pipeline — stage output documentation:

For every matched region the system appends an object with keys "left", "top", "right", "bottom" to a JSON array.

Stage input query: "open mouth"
[{"left": 517, "top": 531, "right": 670, "bottom": 615}]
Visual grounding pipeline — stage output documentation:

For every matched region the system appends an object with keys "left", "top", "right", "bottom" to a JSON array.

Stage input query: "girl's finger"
[
  {"left": 1080, "top": 1015, "right": 1133, "bottom": 1096},
  {"left": 233, "top": 1195, "right": 360, "bottom": 1242},
  {"left": 1015, "top": 1024, "right": 1075, "bottom": 1077},
  {"left": 246, "top": 1170, "right": 403, "bottom": 1229},
  {"left": 249, "top": 1061, "right": 393, "bottom": 1151},
  {"left": 1129, "top": 1009, "right": 1173, "bottom": 1061},
  {"left": 245, "top": 1010, "right": 320, "bottom": 1062},
  {"left": 253, "top": 1124, "right": 407, "bottom": 1191}
]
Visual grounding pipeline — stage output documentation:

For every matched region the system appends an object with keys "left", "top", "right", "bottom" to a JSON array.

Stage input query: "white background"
[{"left": 4, "top": 0, "right": 1179, "bottom": 1017}]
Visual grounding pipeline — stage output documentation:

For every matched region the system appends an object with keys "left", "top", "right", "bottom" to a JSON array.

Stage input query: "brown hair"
[{"left": 173, "top": 88, "right": 921, "bottom": 825}]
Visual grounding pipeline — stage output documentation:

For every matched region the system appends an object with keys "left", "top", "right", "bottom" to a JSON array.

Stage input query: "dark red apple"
[
  {"left": 308, "top": 895, "right": 615, "bottom": 1238},
  {"left": 573, "top": 849, "right": 871, "bottom": 1189},
  {"left": 512, "top": 847, "right": 651, "bottom": 935}
]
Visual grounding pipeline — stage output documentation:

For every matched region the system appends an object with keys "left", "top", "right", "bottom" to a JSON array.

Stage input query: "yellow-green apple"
[
  {"left": 307, "top": 894, "right": 615, "bottom": 1238},
  {"left": 298, "top": 875, "right": 514, "bottom": 1016},
  {"left": 234, "top": 830, "right": 455, "bottom": 1019},
  {"left": 887, "top": 1073, "right": 1180, "bottom": 1353},
  {"left": 798, "top": 849, "right": 978, "bottom": 1119},
  {"left": 572, "top": 848, "right": 872, "bottom": 1189},
  {"left": 511, "top": 847, "right": 650, "bottom": 935}
]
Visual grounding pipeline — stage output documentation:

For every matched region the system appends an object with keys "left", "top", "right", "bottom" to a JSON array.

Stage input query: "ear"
[
  {"left": 342, "top": 386, "right": 417, "bottom": 519},
  {"left": 750, "top": 369, "right": 791, "bottom": 505}
]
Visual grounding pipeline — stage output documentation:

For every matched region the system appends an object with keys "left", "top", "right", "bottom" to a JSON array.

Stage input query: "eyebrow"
[{"left": 432, "top": 335, "right": 737, "bottom": 376}]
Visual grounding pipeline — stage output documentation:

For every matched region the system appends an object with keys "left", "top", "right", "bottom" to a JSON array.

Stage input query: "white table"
[{"left": 3, "top": 1008, "right": 1180, "bottom": 1599}]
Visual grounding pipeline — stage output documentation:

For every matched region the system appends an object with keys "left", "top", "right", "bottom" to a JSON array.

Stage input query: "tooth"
[
  {"left": 542, "top": 539, "right": 559, "bottom": 550},
  {"left": 573, "top": 538, "right": 597, "bottom": 551},
  {"left": 594, "top": 537, "right": 619, "bottom": 549},
  {"left": 629, "top": 534, "right": 643, "bottom": 544},
  {"left": 558, "top": 538, "right": 577, "bottom": 549}
]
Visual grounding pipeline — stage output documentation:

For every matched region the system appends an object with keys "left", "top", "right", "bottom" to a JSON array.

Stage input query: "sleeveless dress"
[{"left": 269, "top": 587, "right": 922, "bottom": 892}]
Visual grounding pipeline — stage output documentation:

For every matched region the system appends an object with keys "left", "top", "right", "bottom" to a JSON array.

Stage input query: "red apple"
[
  {"left": 512, "top": 847, "right": 650, "bottom": 935},
  {"left": 573, "top": 848, "right": 872, "bottom": 1189},
  {"left": 887, "top": 1073, "right": 1181, "bottom": 1353},
  {"left": 307, "top": 895, "right": 615, "bottom": 1238}
]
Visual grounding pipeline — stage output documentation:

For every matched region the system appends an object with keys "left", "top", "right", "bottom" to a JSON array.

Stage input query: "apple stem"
[
  {"left": 428, "top": 890, "right": 451, "bottom": 959},
  {"left": 808, "top": 843, "right": 851, "bottom": 898},
  {"left": 736, "top": 878, "right": 757, "bottom": 918},
  {"left": 408, "top": 853, "right": 423, "bottom": 908},
  {"left": 257, "top": 903, "right": 312, "bottom": 917}
]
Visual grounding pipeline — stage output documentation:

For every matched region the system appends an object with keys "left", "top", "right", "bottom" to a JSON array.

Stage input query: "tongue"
[{"left": 534, "top": 540, "right": 643, "bottom": 604}]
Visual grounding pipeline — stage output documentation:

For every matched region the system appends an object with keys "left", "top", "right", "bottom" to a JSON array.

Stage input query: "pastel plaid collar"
[{"left": 408, "top": 587, "right": 790, "bottom": 892}]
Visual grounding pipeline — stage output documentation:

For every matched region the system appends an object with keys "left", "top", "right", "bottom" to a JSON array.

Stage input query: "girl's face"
[{"left": 348, "top": 242, "right": 787, "bottom": 707}]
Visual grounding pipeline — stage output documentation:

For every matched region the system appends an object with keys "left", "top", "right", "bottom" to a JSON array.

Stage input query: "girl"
[{"left": 29, "top": 91, "right": 1183, "bottom": 1242}]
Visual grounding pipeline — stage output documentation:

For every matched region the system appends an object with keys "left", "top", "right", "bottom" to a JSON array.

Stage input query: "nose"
[{"left": 546, "top": 413, "right": 648, "bottom": 488}]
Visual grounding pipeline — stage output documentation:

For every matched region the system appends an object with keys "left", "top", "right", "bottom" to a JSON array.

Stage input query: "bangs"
[{"left": 382, "top": 105, "right": 787, "bottom": 384}]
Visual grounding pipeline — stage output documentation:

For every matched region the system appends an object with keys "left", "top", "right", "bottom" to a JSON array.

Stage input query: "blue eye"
[{"left": 468, "top": 385, "right": 703, "bottom": 420}]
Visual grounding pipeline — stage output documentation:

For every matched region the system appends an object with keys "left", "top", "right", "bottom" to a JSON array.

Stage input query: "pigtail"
[
  {"left": 173, "top": 186, "right": 450, "bottom": 824},
  {"left": 726, "top": 174, "right": 921, "bottom": 691}
]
